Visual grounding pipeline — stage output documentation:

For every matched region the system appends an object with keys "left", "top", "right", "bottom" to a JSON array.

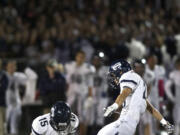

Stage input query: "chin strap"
[{"left": 50, "top": 119, "right": 70, "bottom": 132}]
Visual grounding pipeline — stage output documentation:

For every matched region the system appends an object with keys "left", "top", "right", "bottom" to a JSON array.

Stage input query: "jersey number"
[
  {"left": 143, "top": 81, "right": 147, "bottom": 99},
  {"left": 39, "top": 117, "right": 48, "bottom": 127}
]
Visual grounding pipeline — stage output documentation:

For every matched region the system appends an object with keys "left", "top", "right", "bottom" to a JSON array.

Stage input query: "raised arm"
[{"left": 146, "top": 99, "right": 174, "bottom": 133}]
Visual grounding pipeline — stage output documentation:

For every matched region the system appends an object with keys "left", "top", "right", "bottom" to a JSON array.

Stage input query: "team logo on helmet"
[{"left": 112, "top": 62, "right": 122, "bottom": 70}]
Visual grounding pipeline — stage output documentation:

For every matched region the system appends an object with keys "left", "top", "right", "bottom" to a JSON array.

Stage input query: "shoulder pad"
[
  {"left": 121, "top": 71, "right": 138, "bottom": 82},
  {"left": 120, "top": 71, "right": 139, "bottom": 90},
  {"left": 32, "top": 114, "right": 49, "bottom": 135},
  {"left": 69, "top": 113, "right": 79, "bottom": 133}
]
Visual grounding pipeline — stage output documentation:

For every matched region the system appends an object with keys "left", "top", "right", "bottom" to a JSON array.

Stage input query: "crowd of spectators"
[{"left": 0, "top": 0, "right": 180, "bottom": 67}]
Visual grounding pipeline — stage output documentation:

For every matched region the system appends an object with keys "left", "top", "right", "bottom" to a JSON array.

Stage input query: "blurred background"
[{"left": 0, "top": 0, "right": 180, "bottom": 135}]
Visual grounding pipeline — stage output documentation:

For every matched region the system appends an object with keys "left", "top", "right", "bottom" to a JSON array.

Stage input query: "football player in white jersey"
[
  {"left": 165, "top": 57, "right": 180, "bottom": 135},
  {"left": 5, "top": 60, "right": 37, "bottom": 135},
  {"left": 142, "top": 55, "right": 157, "bottom": 135},
  {"left": 91, "top": 54, "right": 109, "bottom": 133},
  {"left": 132, "top": 59, "right": 146, "bottom": 135},
  {"left": 65, "top": 50, "right": 95, "bottom": 135},
  {"left": 144, "top": 54, "right": 166, "bottom": 135},
  {"left": 97, "top": 59, "right": 174, "bottom": 135},
  {"left": 30, "top": 101, "right": 79, "bottom": 135}
]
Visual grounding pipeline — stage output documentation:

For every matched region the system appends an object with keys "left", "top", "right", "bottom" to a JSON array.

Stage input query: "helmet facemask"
[
  {"left": 50, "top": 102, "right": 71, "bottom": 132},
  {"left": 50, "top": 117, "right": 70, "bottom": 131},
  {"left": 108, "top": 59, "right": 132, "bottom": 89},
  {"left": 107, "top": 71, "right": 121, "bottom": 89}
]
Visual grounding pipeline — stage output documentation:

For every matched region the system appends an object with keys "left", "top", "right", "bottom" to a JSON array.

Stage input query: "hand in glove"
[
  {"left": 104, "top": 103, "right": 118, "bottom": 117},
  {"left": 161, "top": 119, "right": 174, "bottom": 134}
]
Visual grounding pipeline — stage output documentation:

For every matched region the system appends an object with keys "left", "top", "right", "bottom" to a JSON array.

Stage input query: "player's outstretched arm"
[
  {"left": 104, "top": 87, "right": 132, "bottom": 117},
  {"left": 146, "top": 99, "right": 163, "bottom": 121},
  {"left": 146, "top": 100, "right": 174, "bottom": 133}
]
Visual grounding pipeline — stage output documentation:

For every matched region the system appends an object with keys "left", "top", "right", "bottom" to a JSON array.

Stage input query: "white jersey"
[
  {"left": 93, "top": 66, "right": 109, "bottom": 125},
  {"left": 166, "top": 70, "right": 180, "bottom": 124},
  {"left": 65, "top": 61, "right": 95, "bottom": 98},
  {"left": 6, "top": 72, "right": 28, "bottom": 107},
  {"left": 31, "top": 113, "right": 79, "bottom": 135},
  {"left": 65, "top": 61, "right": 95, "bottom": 124},
  {"left": 93, "top": 66, "right": 108, "bottom": 98},
  {"left": 165, "top": 70, "right": 180, "bottom": 105},
  {"left": 97, "top": 70, "right": 148, "bottom": 135},
  {"left": 22, "top": 68, "right": 38, "bottom": 105},
  {"left": 119, "top": 70, "right": 147, "bottom": 127},
  {"left": 6, "top": 68, "right": 37, "bottom": 107},
  {"left": 144, "top": 65, "right": 155, "bottom": 86},
  {"left": 144, "top": 65, "right": 164, "bottom": 109}
]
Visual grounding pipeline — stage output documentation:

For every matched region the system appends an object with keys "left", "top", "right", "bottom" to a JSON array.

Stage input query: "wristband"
[
  {"left": 160, "top": 118, "right": 167, "bottom": 125},
  {"left": 112, "top": 103, "right": 119, "bottom": 110}
]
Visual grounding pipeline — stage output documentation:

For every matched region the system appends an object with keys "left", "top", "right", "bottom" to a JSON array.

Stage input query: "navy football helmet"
[
  {"left": 108, "top": 59, "right": 131, "bottom": 89},
  {"left": 50, "top": 101, "right": 71, "bottom": 131}
]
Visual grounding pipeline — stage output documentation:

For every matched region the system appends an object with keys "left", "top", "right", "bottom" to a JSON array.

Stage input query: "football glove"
[
  {"left": 104, "top": 103, "right": 118, "bottom": 117},
  {"left": 162, "top": 121, "right": 174, "bottom": 134}
]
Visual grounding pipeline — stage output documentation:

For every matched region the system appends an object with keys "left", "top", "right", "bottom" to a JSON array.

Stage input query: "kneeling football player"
[{"left": 30, "top": 101, "right": 79, "bottom": 135}]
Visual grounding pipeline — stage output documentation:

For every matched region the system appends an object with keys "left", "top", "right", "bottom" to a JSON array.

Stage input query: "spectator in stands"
[
  {"left": 0, "top": 0, "right": 179, "bottom": 66},
  {"left": 38, "top": 59, "right": 66, "bottom": 113}
]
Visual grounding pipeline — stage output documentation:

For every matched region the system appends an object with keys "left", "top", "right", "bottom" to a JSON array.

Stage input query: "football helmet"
[
  {"left": 108, "top": 59, "right": 131, "bottom": 89},
  {"left": 50, "top": 101, "right": 71, "bottom": 131}
]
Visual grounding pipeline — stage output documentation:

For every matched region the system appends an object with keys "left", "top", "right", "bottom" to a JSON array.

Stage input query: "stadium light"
[
  {"left": 99, "top": 52, "right": 104, "bottom": 58},
  {"left": 141, "top": 59, "right": 146, "bottom": 64}
]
